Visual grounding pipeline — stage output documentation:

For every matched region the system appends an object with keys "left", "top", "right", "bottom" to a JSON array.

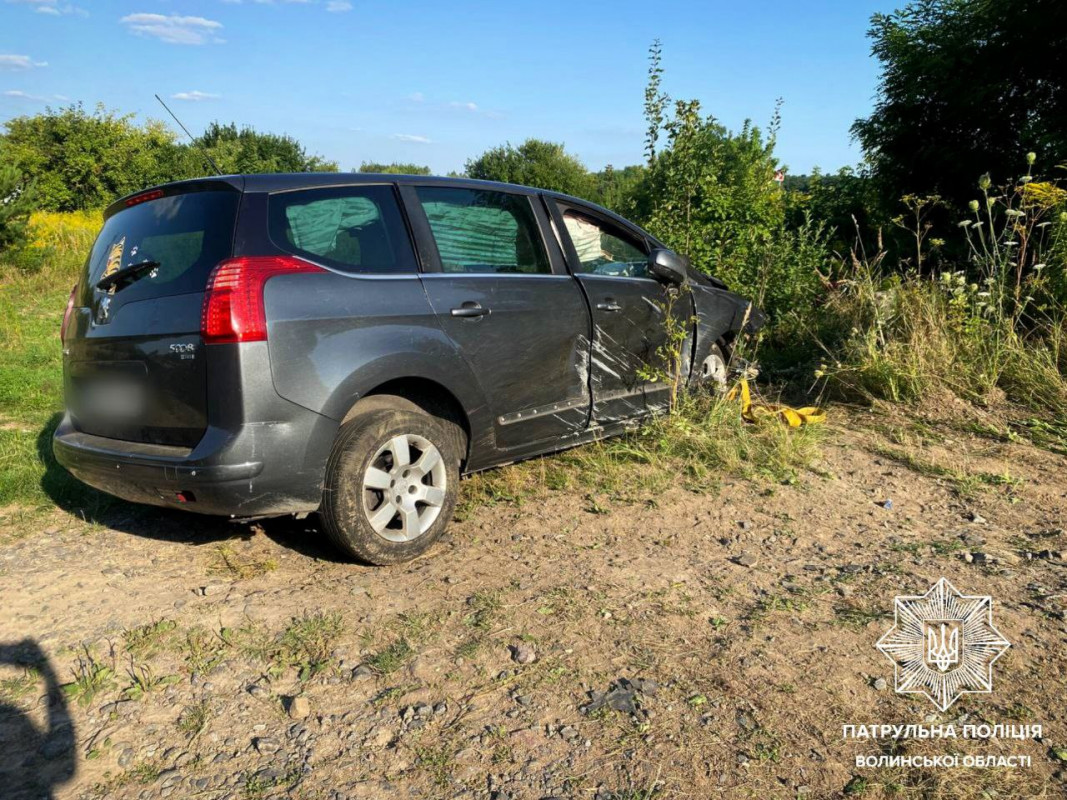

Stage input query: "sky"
[{"left": 1, "top": 0, "right": 898, "bottom": 176}]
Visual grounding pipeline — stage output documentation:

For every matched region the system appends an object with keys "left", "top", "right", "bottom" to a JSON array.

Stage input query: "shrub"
[{"left": 0, "top": 161, "right": 35, "bottom": 253}]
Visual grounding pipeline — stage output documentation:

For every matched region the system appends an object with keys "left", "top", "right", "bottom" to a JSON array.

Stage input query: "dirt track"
[{"left": 2, "top": 405, "right": 1066, "bottom": 800}]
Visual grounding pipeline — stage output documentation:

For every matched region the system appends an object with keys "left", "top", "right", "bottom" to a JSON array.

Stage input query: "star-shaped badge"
[{"left": 876, "top": 577, "right": 1010, "bottom": 711}]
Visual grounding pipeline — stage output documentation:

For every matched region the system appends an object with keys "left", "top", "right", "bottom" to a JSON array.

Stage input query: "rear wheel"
[{"left": 320, "top": 407, "right": 460, "bottom": 564}]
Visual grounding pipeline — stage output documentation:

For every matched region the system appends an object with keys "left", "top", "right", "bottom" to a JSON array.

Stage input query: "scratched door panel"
[
  {"left": 421, "top": 274, "right": 590, "bottom": 450},
  {"left": 577, "top": 274, "right": 692, "bottom": 424}
]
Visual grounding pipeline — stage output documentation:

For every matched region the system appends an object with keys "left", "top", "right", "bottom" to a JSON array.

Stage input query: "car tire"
[{"left": 320, "top": 407, "right": 461, "bottom": 565}]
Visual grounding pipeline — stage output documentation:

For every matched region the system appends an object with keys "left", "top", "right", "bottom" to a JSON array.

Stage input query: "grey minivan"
[{"left": 54, "top": 174, "right": 762, "bottom": 564}]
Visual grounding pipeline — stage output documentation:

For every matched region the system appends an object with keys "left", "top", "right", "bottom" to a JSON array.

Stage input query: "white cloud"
[
  {"left": 170, "top": 90, "right": 220, "bottom": 101},
  {"left": 325, "top": 1, "right": 352, "bottom": 11},
  {"left": 2, "top": 89, "right": 65, "bottom": 102},
  {"left": 172, "top": 90, "right": 221, "bottom": 101},
  {"left": 408, "top": 91, "right": 424, "bottom": 103},
  {"left": 120, "top": 13, "right": 225, "bottom": 45},
  {"left": 392, "top": 134, "right": 432, "bottom": 144},
  {"left": 7, "top": 0, "right": 87, "bottom": 16},
  {"left": 0, "top": 54, "right": 48, "bottom": 70},
  {"left": 448, "top": 99, "right": 503, "bottom": 119}
]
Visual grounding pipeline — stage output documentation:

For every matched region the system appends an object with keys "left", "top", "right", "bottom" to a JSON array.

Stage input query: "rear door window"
[
  {"left": 268, "top": 185, "right": 416, "bottom": 274},
  {"left": 415, "top": 187, "right": 550, "bottom": 274},
  {"left": 79, "top": 189, "right": 239, "bottom": 305}
]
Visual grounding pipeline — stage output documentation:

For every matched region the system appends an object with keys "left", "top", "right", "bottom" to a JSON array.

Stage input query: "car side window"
[
  {"left": 268, "top": 185, "right": 417, "bottom": 274},
  {"left": 562, "top": 210, "right": 649, "bottom": 278},
  {"left": 415, "top": 187, "right": 550, "bottom": 275}
]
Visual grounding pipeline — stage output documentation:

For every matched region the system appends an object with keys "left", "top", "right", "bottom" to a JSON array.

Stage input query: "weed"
[
  {"left": 123, "top": 663, "right": 181, "bottom": 701},
  {"left": 127, "top": 761, "right": 162, "bottom": 784},
  {"left": 123, "top": 619, "right": 178, "bottom": 658},
  {"left": 242, "top": 767, "right": 300, "bottom": 799},
  {"left": 183, "top": 627, "right": 227, "bottom": 674},
  {"left": 278, "top": 611, "right": 345, "bottom": 680},
  {"left": 0, "top": 667, "right": 40, "bottom": 702},
  {"left": 176, "top": 701, "right": 211, "bottom": 738},
  {"left": 212, "top": 544, "right": 279, "bottom": 580},
  {"left": 834, "top": 603, "right": 886, "bottom": 630},
  {"left": 365, "top": 639, "right": 413, "bottom": 675},
  {"left": 61, "top": 649, "right": 116, "bottom": 707},
  {"left": 464, "top": 590, "right": 503, "bottom": 631}
]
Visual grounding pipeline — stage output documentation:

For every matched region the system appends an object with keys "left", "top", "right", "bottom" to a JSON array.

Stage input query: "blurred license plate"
[{"left": 80, "top": 380, "right": 145, "bottom": 420}]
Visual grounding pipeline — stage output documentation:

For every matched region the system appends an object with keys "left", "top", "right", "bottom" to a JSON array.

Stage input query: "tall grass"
[
  {"left": 0, "top": 212, "right": 98, "bottom": 514},
  {"left": 815, "top": 166, "right": 1067, "bottom": 415},
  {"left": 461, "top": 388, "right": 823, "bottom": 514}
]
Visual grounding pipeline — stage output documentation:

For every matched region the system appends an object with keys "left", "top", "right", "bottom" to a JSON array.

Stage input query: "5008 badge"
[{"left": 170, "top": 343, "right": 196, "bottom": 360}]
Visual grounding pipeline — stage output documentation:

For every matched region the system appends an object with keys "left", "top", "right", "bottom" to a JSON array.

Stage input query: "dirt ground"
[{"left": 1, "top": 404, "right": 1066, "bottom": 800}]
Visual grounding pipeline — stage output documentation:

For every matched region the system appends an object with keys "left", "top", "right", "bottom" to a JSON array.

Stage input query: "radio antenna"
[{"left": 154, "top": 93, "right": 223, "bottom": 176}]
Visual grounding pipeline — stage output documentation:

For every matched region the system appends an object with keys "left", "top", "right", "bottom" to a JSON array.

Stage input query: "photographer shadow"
[{"left": 0, "top": 641, "right": 76, "bottom": 800}]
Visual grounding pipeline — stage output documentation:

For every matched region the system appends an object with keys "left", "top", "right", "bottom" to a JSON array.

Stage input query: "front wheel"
[{"left": 320, "top": 408, "right": 460, "bottom": 564}]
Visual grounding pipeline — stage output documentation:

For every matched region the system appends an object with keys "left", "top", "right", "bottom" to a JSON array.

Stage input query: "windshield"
[{"left": 76, "top": 190, "right": 239, "bottom": 306}]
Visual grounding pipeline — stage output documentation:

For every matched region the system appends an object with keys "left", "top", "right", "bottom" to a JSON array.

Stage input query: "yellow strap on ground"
[{"left": 725, "top": 378, "right": 825, "bottom": 427}]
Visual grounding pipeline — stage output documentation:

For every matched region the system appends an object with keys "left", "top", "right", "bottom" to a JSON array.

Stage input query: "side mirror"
[{"left": 647, "top": 248, "right": 687, "bottom": 285}]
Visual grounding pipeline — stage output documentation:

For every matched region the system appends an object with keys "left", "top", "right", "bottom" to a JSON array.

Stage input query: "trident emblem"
[{"left": 924, "top": 621, "right": 960, "bottom": 672}]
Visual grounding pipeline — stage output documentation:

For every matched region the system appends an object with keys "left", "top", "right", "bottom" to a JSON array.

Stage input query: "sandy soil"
[{"left": 1, "top": 404, "right": 1065, "bottom": 800}]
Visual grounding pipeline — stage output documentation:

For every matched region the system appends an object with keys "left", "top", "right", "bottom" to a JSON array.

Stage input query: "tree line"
[{"left": 2, "top": 0, "right": 1064, "bottom": 308}]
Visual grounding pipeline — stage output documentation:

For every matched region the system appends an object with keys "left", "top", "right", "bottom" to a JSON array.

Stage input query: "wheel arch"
[{"left": 343, "top": 377, "right": 473, "bottom": 469}]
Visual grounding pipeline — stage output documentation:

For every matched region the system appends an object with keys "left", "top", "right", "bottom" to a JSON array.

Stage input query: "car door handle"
[
  {"left": 451, "top": 302, "right": 490, "bottom": 318},
  {"left": 596, "top": 300, "right": 622, "bottom": 312}
]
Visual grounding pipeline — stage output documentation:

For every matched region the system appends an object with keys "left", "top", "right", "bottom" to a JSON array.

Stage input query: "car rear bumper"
[{"left": 53, "top": 407, "right": 338, "bottom": 517}]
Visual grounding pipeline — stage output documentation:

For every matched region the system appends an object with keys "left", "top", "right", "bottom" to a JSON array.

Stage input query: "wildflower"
[
  {"left": 1004, "top": 209, "right": 1024, "bottom": 217},
  {"left": 969, "top": 200, "right": 980, "bottom": 213},
  {"left": 977, "top": 291, "right": 990, "bottom": 297},
  {"left": 958, "top": 219, "right": 972, "bottom": 227},
  {"left": 1060, "top": 212, "right": 1067, "bottom": 223},
  {"left": 979, "top": 173, "right": 992, "bottom": 191},
  {"left": 1034, "top": 263, "right": 1046, "bottom": 271},
  {"left": 1020, "top": 175, "right": 1032, "bottom": 184},
  {"left": 1026, "top": 152, "right": 1036, "bottom": 165}
]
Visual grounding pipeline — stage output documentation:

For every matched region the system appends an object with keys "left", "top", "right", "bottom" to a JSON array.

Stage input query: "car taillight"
[
  {"left": 200, "top": 256, "right": 325, "bottom": 344},
  {"left": 60, "top": 284, "right": 77, "bottom": 343}
]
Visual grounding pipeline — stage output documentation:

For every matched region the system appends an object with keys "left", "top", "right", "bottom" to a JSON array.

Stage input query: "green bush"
[{"left": 0, "top": 160, "right": 35, "bottom": 252}]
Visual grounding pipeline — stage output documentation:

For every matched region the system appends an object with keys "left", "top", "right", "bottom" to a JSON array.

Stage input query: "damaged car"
[{"left": 54, "top": 174, "right": 763, "bottom": 563}]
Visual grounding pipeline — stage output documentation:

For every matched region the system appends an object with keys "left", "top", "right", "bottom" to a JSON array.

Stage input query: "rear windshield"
[{"left": 77, "top": 190, "right": 239, "bottom": 305}]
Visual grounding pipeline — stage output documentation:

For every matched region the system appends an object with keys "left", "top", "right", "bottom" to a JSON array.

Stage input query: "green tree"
[
  {"left": 465, "top": 139, "right": 595, "bottom": 198},
  {"left": 853, "top": 0, "right": 1067, "bottom": 209},
  {"left": 197, "top": 122, "right": 338, "bottom": 174},
  {"left": 357, "top": 162, "right": 432, "bottom": 175},
  {"left": 643, "top": 100, "right": 785, "bottom": 278},
  {"left": 0, "top": 156, "right": 36, "bottom": 251},
  {"left": 591, "top": 164, "right": 647, "bottom": 216},
  {"left": 637, "top": 46, "right": 827, "bottom": 319},
  {"left": 784, "top": 167, "right": 887, "bottom": 256},
  {"left": 2, "top": 103, "right": 188, "bottom": 211}
]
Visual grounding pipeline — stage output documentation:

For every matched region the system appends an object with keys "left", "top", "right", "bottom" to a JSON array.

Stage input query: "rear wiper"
[{"left": 96, "top": 260, "right": 160, "bottom": 292}]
